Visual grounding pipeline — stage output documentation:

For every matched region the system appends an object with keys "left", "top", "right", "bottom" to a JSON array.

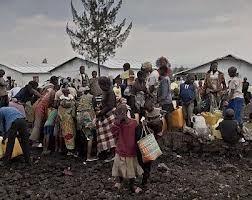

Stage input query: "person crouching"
[
  {"left": 0, "top": 106, "right": 30, "bottom": 166},
  {"left": 111, "top": 104, "right": 143, "bottom": 193},
  {"left": 216, "top": 108, "right": 242, "bottom": 145}
]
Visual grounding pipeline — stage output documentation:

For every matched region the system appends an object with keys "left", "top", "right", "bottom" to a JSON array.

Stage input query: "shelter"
[{"left": 175, "top": 55, "right": 252, "bottom": 82}]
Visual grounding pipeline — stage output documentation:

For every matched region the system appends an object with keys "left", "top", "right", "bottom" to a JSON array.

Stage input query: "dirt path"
[{"left": 0, "top": 149, "right": 252, "bottom": 200}]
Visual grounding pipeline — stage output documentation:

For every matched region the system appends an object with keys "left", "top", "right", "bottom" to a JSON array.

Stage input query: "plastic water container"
[{"left": 0, "top": 136, "right": 3, "bottom": 159}]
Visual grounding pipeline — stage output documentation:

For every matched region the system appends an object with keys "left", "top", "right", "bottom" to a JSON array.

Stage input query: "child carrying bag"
[{"left": 137, "top": 124, "right": 162, "bottom": 163}]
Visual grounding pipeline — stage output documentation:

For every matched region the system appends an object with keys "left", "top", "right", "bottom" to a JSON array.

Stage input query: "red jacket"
[{"left": 112, "top": 119, "right": 138, "bottom": 157}]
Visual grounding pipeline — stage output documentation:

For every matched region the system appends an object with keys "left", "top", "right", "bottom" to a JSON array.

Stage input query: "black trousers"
[{"left": 4, "top": 118, "right": 30, "bottom": 163}]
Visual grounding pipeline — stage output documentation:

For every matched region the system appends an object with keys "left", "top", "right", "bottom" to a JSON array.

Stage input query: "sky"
[{"left": 0, "top": 0, "right": 252, "bottom": 67}]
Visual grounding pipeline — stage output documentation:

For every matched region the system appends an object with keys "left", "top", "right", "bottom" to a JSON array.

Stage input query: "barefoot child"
[
  {"left": 112, "top": 104, "right": 143, "bottom": 193},
  {"left": 42, "top": 107, "right": 58, "bottom": 155}
]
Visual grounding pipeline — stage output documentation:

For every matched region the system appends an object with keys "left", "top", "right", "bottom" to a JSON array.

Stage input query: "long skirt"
[
  {"left": 58, "top": 107, "right": 76, "bottom": 150},
  {"left": 112, "top": 154, "right": 143, "bottom": 179},
  {"left": 30, "top": 100, "right": 48, "bottom": 141},
  {"left": 96, "top": 112, "right": 116, "bottom": 153}
]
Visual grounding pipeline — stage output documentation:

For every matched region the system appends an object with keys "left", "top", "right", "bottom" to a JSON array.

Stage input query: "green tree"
[{"left": 66, "top": 0, "right": 132, "bottom": 76}]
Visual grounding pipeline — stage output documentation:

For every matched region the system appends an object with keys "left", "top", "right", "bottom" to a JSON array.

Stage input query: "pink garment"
[
  {"left": 9, "top": 102, "right": 26, "bottom": 117},
  {"left": 112, "top": 119, "right": 138, "bottom": 157}
]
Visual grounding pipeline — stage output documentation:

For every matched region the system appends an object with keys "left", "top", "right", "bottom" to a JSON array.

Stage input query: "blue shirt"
[{"left": 0, "top": 107, "right": 25, "bottom": 135}]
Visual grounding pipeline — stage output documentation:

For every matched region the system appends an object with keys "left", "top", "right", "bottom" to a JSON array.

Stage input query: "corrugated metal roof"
[
  {"left": 174, "top": 54, "right": 252, "bottom": 76},
  {"left": 0, "top": 63, "right": 55, "bottom": 74}
]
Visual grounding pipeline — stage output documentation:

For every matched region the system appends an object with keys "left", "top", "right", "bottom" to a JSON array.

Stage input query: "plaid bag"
[
  {"left": 137, "top": 124, "right": 162, "bottom": 163},
  {"left": 96, "top": 112, "right": 116, "bottom": 153}
]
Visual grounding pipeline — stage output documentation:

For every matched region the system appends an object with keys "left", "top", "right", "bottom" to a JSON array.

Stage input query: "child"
[
  {"left": 135, "top": 100, "right": 163, "bottom": 186},
  {"left": 143, "top": 99, "right": 163, "bottom": 135},
  {"left": 0, "top": 106, "right": 30, "bottom": 166},
  {"left": 58, "top": 88, "right": 76, "bottom": 155},
  {"left": 216, "top": 108, "right": 241, "bottom": 144},
  {"left": 180, "top": 74, "right": 197, "bottom": 127},
  {"left": 111, "top": 104, "right": 143, "bottom": 193},
  {"left": 76, "top": 86, "right": 97, "bottom": 161},
  {"left": 42, "top": 107, "right": 58, "bottom": 155}
]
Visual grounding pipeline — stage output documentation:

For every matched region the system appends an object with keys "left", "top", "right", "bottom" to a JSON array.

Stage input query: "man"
[
  {"left": 204, "top": 61, "right": 226, "bottom": 112},
  {"left": 121, "top": 63, "right": 135, "bottom": 96},
  {"left": 74, "top": 66, "right": 89, "bottom": 93},
  {"left": 89, "top": 71, "right": 102, "bottom": 97},
  {"left": 143, "top": 62, "right": 159, "bottom": 105},
  {"left": 0, "top": 106, "right": 30, "bottom": 166}
]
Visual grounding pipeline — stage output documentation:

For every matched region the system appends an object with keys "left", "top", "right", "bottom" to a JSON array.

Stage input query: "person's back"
[
  {"left": 216, "top": 109, "right": 240, "bottom": 144},
  {"left": 217, "top": 120, "right": 240, "bottom": 144},
  {"left": 158, "top": 76, "right": 172, "bottom": 106},
  {"left": 0, "top": 107, "right": 25, "bottom": 134},
  {"left": 180, "top": 82, "right": 196, "bottom": 104},
  {"left": 113, "top": 119, "right": 138, "bottom": 157}
]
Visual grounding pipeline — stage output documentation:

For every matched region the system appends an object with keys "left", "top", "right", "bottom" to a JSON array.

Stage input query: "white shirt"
[
  {"left": 229, "top": 77, "right": 243, "bottom": 99},
  {"left": 8, "top": 87, "right": 21, "bottom": 98},
  {"left": 146, "top": 70, "right": 159, "bottom": 90}
]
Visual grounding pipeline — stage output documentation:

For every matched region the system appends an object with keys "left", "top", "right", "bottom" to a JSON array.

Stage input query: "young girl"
[
  {"left": 58, "top": 88, "right": 76, "bottom": 155},
  {"left": 112, "top": 104, "right": 143, "bottom": 193}
]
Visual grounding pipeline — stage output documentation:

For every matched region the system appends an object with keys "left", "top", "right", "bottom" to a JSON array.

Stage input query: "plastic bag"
[
  {"left": 137, "top": 125, "right": 162, "bottom": 163},
  {"left": 211, "top": 118, "right": 223, "bottom": 140},
  {"left": 202, "top": 112, "right": 221, "bottom": 126}
]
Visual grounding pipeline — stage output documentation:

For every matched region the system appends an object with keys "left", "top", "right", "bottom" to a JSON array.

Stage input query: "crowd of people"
[{"left": 0, "top": 57, "right": 251, "bottom": 193}]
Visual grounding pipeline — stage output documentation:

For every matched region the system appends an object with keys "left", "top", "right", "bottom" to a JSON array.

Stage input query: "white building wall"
[
  {"left": 50, "top": 58, "right": 139, "bottom": 79},
  {"left": 186, "top": 59, "right": 252, "bottom": 83},
  {"left": 22, "top": 73, "right": 51, "bottom": 86},
  {"left": 0, "top": 65, "right": 23, "bottom": 86}
]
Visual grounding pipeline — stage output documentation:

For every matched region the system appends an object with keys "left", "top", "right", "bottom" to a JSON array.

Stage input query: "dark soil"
[{"left": 0, "top": 136, "right": 252, "bottom": 200}]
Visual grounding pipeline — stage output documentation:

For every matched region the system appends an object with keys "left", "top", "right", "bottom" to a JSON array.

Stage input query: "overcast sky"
[{"left": 0, "top": 0, "right": 251, "bottom": 67}]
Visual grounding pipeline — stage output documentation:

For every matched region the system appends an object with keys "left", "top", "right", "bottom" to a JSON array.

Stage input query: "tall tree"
[{"left": 66, "top": 0, "right": 132, "bottom": 76}]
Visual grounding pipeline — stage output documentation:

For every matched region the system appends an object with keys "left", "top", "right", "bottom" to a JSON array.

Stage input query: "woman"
[
  {"left": 204, "top": 62, "right": 226, "bottom": 112},
  {"left": 158, "top": 65, "right": 174, "bottom": 131},
  {"left": 30, "top": 77, "right": 58, "bottom": 142},
  {"left": 225, "top": 67, "right": 244, "bottom": 126},
  {"left": 58, "top": 88, "right": 76, "bottom": 154},
  {"left": 96, "top": 77, "right": 116, "bottom": 161}
]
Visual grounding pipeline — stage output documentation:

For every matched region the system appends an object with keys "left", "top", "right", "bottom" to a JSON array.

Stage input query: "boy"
[
  {"left": 216, "top": 109, "right": 241, "bottom": 144},
  {"left": 0, "top": 106, "right": 30, "bottom": 166},
  {"left": 42, "top": 107, "right": 58, "bottom": 155},
  {"left": 180, "top": 74, "right": 197, "bottom": 127},
  {"left": 136, "top": 100, "right": 163, "bottom": 186}
]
